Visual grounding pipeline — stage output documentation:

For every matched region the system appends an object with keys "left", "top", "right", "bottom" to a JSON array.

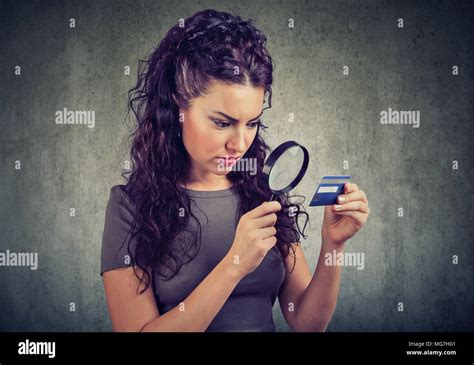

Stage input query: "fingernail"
[
  {"left": 338, "top": 196, "right": 345, "bottom": 203},
  {"left": 334, "top": 204, "right": 342, "bottom": 210}
]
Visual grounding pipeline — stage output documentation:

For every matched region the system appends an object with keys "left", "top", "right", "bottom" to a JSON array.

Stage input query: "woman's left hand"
[{"left": 321, "top": 183, "right": 370, "bottom": 245}]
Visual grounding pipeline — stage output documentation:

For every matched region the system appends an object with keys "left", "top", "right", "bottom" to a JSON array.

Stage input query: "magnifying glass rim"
[{"left": 262, "top": 140, "right": 309, "bottom": 195}]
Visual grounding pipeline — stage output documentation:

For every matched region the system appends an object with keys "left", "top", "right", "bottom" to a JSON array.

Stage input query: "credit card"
[{"left": 309, "top": 176, "right": 352, "bottom": 206}]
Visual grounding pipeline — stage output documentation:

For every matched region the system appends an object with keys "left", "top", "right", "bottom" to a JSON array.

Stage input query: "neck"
[{"left": 180, "top": 177, "right": 233, "bottom": 191}]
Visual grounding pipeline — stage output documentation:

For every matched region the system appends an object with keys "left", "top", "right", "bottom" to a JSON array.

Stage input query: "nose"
[{"left": 226, "top": 127, "right": 247, "bottom": 154}]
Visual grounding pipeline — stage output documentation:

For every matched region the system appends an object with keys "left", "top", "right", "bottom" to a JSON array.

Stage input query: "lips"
[
  {"left": 217, "top": 156, "right": 240, "bottom": 167},
  {"left": 218, "top": 156, "right": 241, "bottom": 160}
]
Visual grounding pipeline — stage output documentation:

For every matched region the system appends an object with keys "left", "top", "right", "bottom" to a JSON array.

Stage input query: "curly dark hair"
[{"left": 122, "top": 9, "right": 309, "bottom": 294}]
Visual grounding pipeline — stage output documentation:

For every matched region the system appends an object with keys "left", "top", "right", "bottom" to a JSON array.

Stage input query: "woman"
[{"left": 101, "top": 9, "right": 370, "bottom": 332}]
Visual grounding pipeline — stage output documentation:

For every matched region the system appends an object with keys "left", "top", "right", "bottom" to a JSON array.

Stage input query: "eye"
[
  {"left": 213, "top": 120, "right": 231, "bottom": 129},
  {"left": 247, "top": 120, "right": 262, "bottom": 129},
  {"left": 212, "top": 119, "right": 262, "bottom": 129}
]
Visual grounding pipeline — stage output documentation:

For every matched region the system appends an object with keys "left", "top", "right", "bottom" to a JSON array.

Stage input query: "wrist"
[
  {"left": 321, "top": 229, "right": 346, "bottom": 250},
  {"left": 221, "top": 253, "right": 245, "bottom": 282}
]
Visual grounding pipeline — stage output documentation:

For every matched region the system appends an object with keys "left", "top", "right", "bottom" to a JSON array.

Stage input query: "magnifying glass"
[{"left": 262, "top": 140, "right": 309, "bottom": 201}]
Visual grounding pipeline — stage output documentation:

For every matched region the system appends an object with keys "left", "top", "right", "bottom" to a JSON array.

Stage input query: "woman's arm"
[
  {"left": 279, "top": 183, "right": 369, "bottom": 331},
  {"left": 278, "top": 239, "right": 343, "bottom": 332},
  {"left": 103, "top": 253, "right": 243, "bottom": 332},
  {"left": 292, "top": 237, "right": 345, "bottom": 332}
]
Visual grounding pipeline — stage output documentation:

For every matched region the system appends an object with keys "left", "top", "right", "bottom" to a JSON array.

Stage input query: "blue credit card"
[{"left": 309, "top": 176, "right": 352, "bottom": 206}]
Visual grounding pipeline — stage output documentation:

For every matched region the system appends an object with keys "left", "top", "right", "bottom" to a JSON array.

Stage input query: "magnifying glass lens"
[{"left": 268, "top": 146, "right": 306, "bottom": 191}]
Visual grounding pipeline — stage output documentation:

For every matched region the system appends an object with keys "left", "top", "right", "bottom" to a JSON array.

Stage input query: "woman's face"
[{"left": 179, "top": 81, "right": 265, "bottom": 185}]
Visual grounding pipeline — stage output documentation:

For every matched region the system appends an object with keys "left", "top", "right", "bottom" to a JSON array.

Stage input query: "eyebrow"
[{"left": 211, "top": 110, "right": 264, "bottom": 123}]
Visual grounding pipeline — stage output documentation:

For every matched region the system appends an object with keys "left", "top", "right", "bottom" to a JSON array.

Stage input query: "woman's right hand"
[{"left": 226, "top": 201, "right": 282, "bottom": 277}]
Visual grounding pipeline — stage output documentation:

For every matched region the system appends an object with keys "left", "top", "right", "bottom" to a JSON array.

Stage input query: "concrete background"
[{"left": 0, "top": 0, "right": 473, "bottom": 331}]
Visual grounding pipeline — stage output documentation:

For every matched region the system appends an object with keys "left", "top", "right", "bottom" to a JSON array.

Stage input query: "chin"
[
  {"left": 212, "top": 160, "right": 231, "bottom": 175},
  {"left": 214, "top": 168, "right": 231, "bottom": 176}
]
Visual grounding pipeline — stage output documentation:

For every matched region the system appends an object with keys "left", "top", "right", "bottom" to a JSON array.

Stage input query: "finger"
[
  {"left": 344, "top": 183, "right": 359, "bottom": 194},
  {"left": 258, "top": 226, "right": 277, "bottom": 239},
  {"left": 333, "top": 201, "right": 369, "bottom": 214},
  {"left": 337, "top": 190, "right": 368, "bottom": 205},
  {"left": 262, "top": 235, "right": 278, "bottom": 249},
  {"left": 248, "top": 201, "right": 282, "bottom": 219},
  {"left": 331, "top": 210, "right": 368, "bottom": 228},
  {"left": 254, "top": 213, "right": 277, "bottom": 228}
]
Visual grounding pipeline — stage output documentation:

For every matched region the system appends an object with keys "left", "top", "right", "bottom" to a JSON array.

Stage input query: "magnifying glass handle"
[{"left": 269, "top": 193, "right": 275, "bottom": 201}]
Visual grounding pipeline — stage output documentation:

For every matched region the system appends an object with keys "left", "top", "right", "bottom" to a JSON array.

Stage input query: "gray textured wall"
[{"left": 1, "top": 0, "right": 473, "bottom": 332}]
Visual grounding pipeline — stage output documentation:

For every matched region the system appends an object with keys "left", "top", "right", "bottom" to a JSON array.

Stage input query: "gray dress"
[{"left": 101, "top": 185, "right": 286, "bottom": 332}]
